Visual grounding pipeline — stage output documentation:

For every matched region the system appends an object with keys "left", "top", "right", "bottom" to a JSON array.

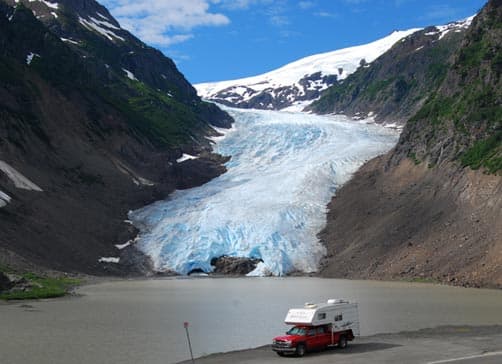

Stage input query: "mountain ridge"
[
  {"left": 195, "top": 29, "right": 420, "bottom": 110},
  {"left": 0, "top": 0, "right": 233, "bottom": 275},
  {"left": 319, "top": 0, "right": 501, "bottom": 288},
  {"left": 307, "top": 17, "right": 474, "bottom": 124},
  {"left": 195, "top": 17, "right": 475, "bottom": 112}
]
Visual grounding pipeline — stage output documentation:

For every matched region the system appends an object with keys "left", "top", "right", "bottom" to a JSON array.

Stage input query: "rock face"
[
  {"left": 319, "top": 0, "right": 501, "bottom": 288},
  {"left": 0, "top": 0, "right": 232, "bottom": 275},
  {"left": 210, "top": 256, "right": 262, "bottom": 275},
  {"left": 0, "top": 271, "right": 14, "bottom": 292},
  {"left": 202, "top": 72, "right": 339, "bottom": 110},
  {"left": 319, "top": 157, "right": 502, "bottom": 288}
]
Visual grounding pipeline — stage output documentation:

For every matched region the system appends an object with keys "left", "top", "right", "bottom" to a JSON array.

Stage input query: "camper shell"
[
  {"left": 272, "top": 299, "right": 359, "bottom": 357},
  {"left": 285, "top": 298, "right": 360, "bottom": 335}
]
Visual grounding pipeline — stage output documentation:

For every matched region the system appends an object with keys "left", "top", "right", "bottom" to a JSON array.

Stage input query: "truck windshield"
[{"left": 286, "top": 327, "right": 306, "bottom": 335}]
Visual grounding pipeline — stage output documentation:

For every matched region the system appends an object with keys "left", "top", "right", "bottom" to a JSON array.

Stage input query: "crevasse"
[{"left": 129, "top": 107, "right": 399, "bottom": 276}]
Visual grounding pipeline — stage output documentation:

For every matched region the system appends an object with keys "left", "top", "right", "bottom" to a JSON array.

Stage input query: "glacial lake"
[{"left": 1, "top": 277, "right": 502, "bottom": 364}]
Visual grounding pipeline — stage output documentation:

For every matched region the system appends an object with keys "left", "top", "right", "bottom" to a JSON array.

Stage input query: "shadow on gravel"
[
  {"left": 305, "top": 342, "right": 400, "bottom": 358},
  {"left": 177, "top": 343, "right": 401, "bottom": 363}
]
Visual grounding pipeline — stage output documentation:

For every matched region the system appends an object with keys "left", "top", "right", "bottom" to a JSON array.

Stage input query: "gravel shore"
[{"left": 177, "top": 326, "right": 502, "bottom": 364}]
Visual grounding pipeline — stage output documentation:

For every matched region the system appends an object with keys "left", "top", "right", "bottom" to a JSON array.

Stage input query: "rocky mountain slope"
[
  {"left": 307, "top": 17, "right": 474, "bottom": 125},
  {"left": 0, "top": 0, "right": 232, "bottom": 274},
  {"left": 195, "top": 29, "right": 419, "bottom": 110},
  {"left": 319, "top": 0, "right": 501, "bottom": 288}
]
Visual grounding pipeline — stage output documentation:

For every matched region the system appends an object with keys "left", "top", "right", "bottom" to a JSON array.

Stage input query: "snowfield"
[
  {"left": 195, "top": 16, "right": 474, "bottom": 111},
  {"left": 195, "top": 29, "right": 420, "bottom": 109},
  {"left": 130, "top": 107, "right": 399, "bottom": 276}
]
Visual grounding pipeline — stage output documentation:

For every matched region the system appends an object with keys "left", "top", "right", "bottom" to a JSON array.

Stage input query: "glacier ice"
[{"left": 129, "top": 108, "right": 399, "bottom": 276}]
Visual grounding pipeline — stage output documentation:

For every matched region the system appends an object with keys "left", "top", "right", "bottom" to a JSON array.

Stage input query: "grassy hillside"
[
  {"left": 308, "top": 25, "right": 467, "bottom": 124},
  {"left": 394, "top": 1, "right": 501, "bottom": 173}
]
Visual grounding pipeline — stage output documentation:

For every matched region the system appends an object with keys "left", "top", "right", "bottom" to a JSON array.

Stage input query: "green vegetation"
[
  {"left": 309, "top": 29, "right": 464, "bottom": 119},
  {"left": 0, "top": 4, "right": 218, "bottom": 151},
  {"left": 96, "top": 78, "right": 208, "bottom": 148},
  {"left": 461, "top": 131, "right": 502, "bottom": 174},
  {"left": 408, "top": 152, "right": 421, "bottom": 165},
  {"left": 0, "top": 269, "right": 81, "bottom": 301},
  {"left": 426, "top": 62, "right": 449, "bottom": 83},
  {"left": 409, "top": 95, "right": 453, "bottom": 125},
  {"left": 365, "top": 78, "right": 394, "bottom": 100}
]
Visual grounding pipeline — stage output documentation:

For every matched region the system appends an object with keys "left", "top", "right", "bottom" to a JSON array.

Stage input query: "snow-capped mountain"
[
  {"left": 195, "top": 29, "right": 421, "bottom": 110},
  {"left": 308, "top": 15, "right": 475, "bottom": 124},
  {"left": 196, "top": 16, "right": 474, "bottom": 111}
]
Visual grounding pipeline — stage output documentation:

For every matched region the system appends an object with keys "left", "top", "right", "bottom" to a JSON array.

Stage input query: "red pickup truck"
[{"left": 271, "top": 324, "right": 354, "bottom": 357}]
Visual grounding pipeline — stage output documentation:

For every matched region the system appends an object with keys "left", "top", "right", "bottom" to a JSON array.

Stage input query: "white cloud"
[
  {"left": 216, "top": 0, "right": 273, "bottom": 10},
  {"left": 299, "top": 1, "right": 315, "bottom": 9},
  {"left": 270, "top": 14, "right": 289, "bottom": 26},
  {"left": 101, "top": 0, "right": 230, "bottom": 46},
  {"left": 315, "top": 11, "right": 337, "bottom": 18},
  {"left": 263, "top": 1, "right": 289, "bottom": 27}
]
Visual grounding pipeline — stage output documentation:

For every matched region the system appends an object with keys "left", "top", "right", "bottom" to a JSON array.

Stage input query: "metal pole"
[{"left": 184, "top": 322, "right": 195, "bottom": 364}]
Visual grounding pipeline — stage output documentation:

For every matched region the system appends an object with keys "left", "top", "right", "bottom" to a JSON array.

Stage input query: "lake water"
[{"left": 1, "top": 278, "right": 502, "bottom": 364}]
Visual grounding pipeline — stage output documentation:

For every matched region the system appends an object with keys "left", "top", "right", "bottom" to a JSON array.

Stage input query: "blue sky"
[{"left": 100, "top": 0, "right": 487, "bottom": 84}]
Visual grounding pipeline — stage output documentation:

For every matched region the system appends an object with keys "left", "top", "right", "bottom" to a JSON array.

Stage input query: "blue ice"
[{"left": 129, "top": 107, "right": 399, "bottom": 276}]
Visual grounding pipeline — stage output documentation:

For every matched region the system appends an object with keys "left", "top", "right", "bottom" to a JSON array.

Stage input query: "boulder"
[
  {"left": 211, "top": 256, "right": 262, "bottom": 275},
  {"left": 0, "top": 271, "right": 14, "bottom": 292}
]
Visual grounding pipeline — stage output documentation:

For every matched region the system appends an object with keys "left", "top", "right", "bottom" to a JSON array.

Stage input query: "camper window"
[
  {"left": 335, "top": 314, "right": 343, "bottom": 321},
  {"left": 317, "top": 313, "right": 326, "bottom": 320}
]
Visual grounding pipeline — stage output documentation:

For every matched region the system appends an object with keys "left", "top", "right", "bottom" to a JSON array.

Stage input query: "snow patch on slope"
[
  {"left": 26, "top": 52, "right": 40, "bottom": 65},
  {"left": 176, "top": 154, "right": 199, "bottom": 163},
  {"left": 0, "top": 161, "right": 43, "bottom": 191},
  {"left": 425, "top": 15, "right": 475, "bottom": 40},
  {"left": 122, "top": 68, "right": 138, "bottom": 81},
  {"left": 61, "top": 37, "right": 79, "bottom": 45},
  {"left": 28, "top": 0, "right": 59, "bottom": 9},
  {"left": 0, "top": 190, "right": 11, "bottom": 208},
  {"left": 98, "top": 257, "right": 120, "bottom": 263},
  {"left": 79, "top": 16, "right": 125, "bottom": 42},
  {"left": 40, "top": 0, "right": 58, "bottom": 10}
]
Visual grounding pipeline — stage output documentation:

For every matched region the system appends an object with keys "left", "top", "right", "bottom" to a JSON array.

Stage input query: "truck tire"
[
  {"left": 276, "top": 352, "right": 285, "bottom": 357},
  {"left": 338, "top": 335, "right": 347, "bottom": 349},
  {"left": 296, "top": 343, "right": 306, "bottom": 357}
]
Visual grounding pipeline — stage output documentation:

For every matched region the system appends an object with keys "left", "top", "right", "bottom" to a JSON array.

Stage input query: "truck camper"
[{"left": 272, "top": 299, "right": 359, "bottom": 357}]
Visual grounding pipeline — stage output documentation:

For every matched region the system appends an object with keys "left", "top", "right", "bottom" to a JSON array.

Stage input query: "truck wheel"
[
  {"left": 296, "top": 343, "right": 306, "bottom": 357},
  {"left": 276, "top": 352, "right": 285, "bottom": 357},
  {"left": 338, "top": 335, "right": 347, "bottom": 349}
]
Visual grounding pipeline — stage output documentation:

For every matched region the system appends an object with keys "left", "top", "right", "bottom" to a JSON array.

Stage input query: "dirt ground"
[{"left": 319, "top": 157, "right": 502, "bottom": 288}]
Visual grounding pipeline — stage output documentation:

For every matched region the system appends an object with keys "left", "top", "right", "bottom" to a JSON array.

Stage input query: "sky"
[{"left": 100, "top": 0, "right": 487, "bottom": 84}]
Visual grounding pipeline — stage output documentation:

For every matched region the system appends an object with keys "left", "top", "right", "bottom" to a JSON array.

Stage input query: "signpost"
[{"left": 184, "top": 322, "right": 195, "bottom": 364}]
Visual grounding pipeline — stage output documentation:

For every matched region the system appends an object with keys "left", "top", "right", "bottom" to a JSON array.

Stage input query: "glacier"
[{"left": 129, "top": 108, "right": 399, "bottom": 276}]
